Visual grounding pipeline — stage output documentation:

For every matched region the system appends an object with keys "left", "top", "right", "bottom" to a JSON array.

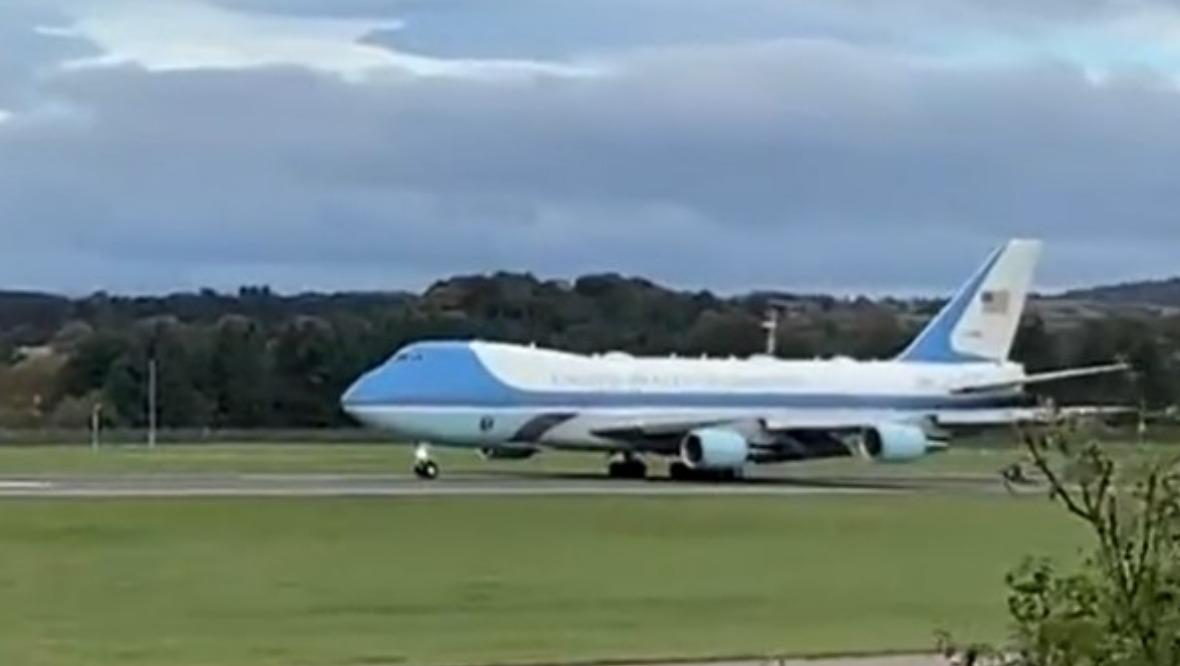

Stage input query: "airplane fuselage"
[
  {"left": 339, "top": 238, "right": 1128, "bottom": 481},
  {"left": 341, "top": 339, "right": 1031, "bottom": 451}
]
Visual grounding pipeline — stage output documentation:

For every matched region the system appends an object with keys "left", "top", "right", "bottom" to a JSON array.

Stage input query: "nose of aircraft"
[{"left": 340, "top": 369, "right": 379, "bottom": 419}]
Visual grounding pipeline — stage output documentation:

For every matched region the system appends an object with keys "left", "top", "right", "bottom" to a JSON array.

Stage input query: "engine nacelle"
[
  {"left": 680, "top": 427, "right": 749, "bottom": 470},
  {"left": 861, "top": 422, "right": 932, "bottom": 462},
  {"left": 478, "top": 446, "right": 539, "bottom": 460}
]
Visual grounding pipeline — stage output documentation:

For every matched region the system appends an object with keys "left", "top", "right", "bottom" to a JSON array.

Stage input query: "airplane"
[{"left": 340, "top": 238, "right": 1132, "bottom": 481}]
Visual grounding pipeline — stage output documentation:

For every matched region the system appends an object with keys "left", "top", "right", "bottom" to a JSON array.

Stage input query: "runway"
[{"left": 0, "top": 469, "right": 1025, "bottom": 498}]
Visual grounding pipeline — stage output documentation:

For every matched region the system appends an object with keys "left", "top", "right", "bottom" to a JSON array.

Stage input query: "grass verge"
[{"left": 0, "top": 494, "right": 1084, "bottom": 666}]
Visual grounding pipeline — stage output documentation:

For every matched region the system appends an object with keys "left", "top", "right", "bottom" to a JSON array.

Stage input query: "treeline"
[{"left": 0, "top": 273, "right": 1178, "bottom": 430}]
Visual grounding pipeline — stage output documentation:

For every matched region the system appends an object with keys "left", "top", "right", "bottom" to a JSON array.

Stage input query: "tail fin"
[{"left": 894, "top": 238, "right": 1042, "bottom": 364}]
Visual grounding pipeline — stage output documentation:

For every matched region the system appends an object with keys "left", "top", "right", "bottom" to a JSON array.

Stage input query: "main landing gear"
[
  {"left": 606, "top": 453, "right": 647, "bottom": 479},
  {"left": 413, "top": 443, "right": 439, "bottom": 480},
  {"left": 604, "top": 455, "right": 743, "bottom": 482}
]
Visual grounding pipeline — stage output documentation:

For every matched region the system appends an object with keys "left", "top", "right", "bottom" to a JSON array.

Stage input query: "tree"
[
  {"left": 1012, "top": 315, "right": 1058, "bottom": 374},
  {"left": 269, "top": 316, "right": 349, "bottom": 427},
  {"left": 0, "top": 274, "right": 1175, "bottom": 431},
  {"left": 56, "top": 331, "right": 133, "bottom": 400},
  {"left": 939, "top": 410, "right": 1180, "bottom": 666},
  {"left": 851, "top": 308, "right": 907, "bottom": 359},
  {"left": 1125, "top": 337, "right": 1177, "bottom": 412},
  {"left": 204, "top": 315, "right": 272, "bottom": 428}
]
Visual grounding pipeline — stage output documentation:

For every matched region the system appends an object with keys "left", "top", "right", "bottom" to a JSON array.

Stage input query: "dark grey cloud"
[{"left": 0, "top": 0, "right": 1178, "bottom": 296}]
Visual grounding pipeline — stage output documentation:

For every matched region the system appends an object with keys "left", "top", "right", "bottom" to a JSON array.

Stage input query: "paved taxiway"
[{"left": 0, "top": 470, "right": 1027, "bottom": 498}]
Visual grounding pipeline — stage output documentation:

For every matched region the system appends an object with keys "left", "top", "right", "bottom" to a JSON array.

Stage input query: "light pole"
[
  {"left": 761, "top": 298, "right": 794, "bottom": 356},
  {"left": 147, "top": 356, "right": 157, "bottom": 449},
  {"left": 90, "top": 402, "right": 102, "bottom": 452}
]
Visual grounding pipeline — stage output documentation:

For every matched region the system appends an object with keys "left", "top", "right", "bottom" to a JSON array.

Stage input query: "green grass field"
[
  {"left": 0, "top": 494, "right": 1087, "bottom": 666},
  {"left": 0, "top": 441, "right": 1164, "bottom": 665}
]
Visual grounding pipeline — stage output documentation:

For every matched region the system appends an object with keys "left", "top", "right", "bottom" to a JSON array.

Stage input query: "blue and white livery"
[{"left": 341, "top": 238, "right": 1129, "bottom": 480}]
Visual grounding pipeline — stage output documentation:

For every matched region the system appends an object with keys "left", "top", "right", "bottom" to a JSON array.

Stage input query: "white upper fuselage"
[
  {"left": 347, "top": 339, "right": 1027, "bottom": 402},
  {"left": 545, "top": 344, "right": 1007, "bottom": 389},
  {"left": 340, "top": 340, "right": 1030, "bottom": 448},
  {"left": 466, "top": 341, "right": 1024, "bottom": 397}
]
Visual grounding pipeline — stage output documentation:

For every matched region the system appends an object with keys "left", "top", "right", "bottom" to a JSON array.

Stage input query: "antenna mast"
[
  {"left": 762, "top": 308, "right": 778, "bottom": 355},
  {"left": 761, "top": 298, "right": 794, "bottom": 356}
]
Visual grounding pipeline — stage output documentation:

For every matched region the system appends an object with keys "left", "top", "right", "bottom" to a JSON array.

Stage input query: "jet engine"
[
  {"left": 860, "top": 423, "right": 932, "bottom": 462},
  {"left": 478, "top": 445, "right": 539, "bottom": 460},
  {"left": 680, "top": 427, "right": 749, "bottom": 470}
]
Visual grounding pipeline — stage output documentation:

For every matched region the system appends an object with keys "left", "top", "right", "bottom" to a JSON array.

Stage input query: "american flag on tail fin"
[{"left": 980, "top": 289, "right": 1010, "bottom": 314}]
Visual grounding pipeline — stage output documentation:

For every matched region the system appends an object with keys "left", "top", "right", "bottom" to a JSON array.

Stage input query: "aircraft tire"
[
  {"left": 607, "top": 459, "right": 647, "bottom": 479},
  {"left": 413, "top": 460, "right": 439, "bottom": 480}
]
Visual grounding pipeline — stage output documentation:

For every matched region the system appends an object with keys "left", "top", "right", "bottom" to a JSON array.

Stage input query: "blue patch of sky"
[
  {"left": 213, "top": 0, "right": 915, "bottom": 60},
  {"left": 919, "top": 26, "right": 1180, "bottom": 76}
]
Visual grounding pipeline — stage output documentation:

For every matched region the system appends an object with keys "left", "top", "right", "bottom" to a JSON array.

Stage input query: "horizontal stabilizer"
[
  {"left": 933, "top": 404, "right": 1135, "bottom": 427},
  {"left": 949, "top": 362, "right": 1130, "bottom": 395}
]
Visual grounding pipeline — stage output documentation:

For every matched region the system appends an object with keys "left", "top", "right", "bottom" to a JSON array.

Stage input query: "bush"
[{"left": 940, "top": 411, "right": 1180, "bottom": 666}]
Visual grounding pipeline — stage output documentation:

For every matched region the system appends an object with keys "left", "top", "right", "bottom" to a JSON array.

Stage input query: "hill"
[
  {"left": 2, "top": 274, "right": 1177, "bottom": 341},
  {"left": 1057, "top": 277, "right": 1180, "bottom": 308}
]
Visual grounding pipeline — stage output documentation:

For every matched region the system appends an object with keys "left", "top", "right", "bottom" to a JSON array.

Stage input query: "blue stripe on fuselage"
[{"left": 340, "top": 341, "right": 1028, "bottom": 411}]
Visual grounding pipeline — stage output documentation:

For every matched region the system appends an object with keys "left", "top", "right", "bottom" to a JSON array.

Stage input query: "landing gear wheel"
[
  {"left": 411, "top": 442, "right": 438, "bottom": 480},
  {"left": 607, "top": 457, "right": 647, "bottom": 479},
  {"left": 1000, "top": 462, "right": 1028, "bottom": 484},
  {"left": 669, "top": 461, "right": 692, "bottom": 481},
  {"left": 413, "top": 460, "right": 439, "bottom": 480}
]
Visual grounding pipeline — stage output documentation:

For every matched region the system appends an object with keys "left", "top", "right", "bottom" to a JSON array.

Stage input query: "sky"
[{"left": 1, "top": 0, "right": 1178, "bottom": 296}]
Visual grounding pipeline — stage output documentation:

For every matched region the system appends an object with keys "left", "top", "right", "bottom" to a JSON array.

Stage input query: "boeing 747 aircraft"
[{"left": 341, "top": 238, "right": 1130, "bottom": 480}]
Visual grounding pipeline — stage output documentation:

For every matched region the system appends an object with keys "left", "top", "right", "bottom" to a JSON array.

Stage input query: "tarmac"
[{"left": 0, "top": 469, "right": 1027, "bottom": 498}]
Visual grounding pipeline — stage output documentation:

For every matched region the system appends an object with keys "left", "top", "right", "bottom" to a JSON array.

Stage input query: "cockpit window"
[{"left": 391, "top": 351, "right": 424, "bottom": 363}]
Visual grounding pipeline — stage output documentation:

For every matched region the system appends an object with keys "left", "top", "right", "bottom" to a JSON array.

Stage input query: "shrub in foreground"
[{"left": 939, "top": 413, "right": 1180, "bottom": 666}]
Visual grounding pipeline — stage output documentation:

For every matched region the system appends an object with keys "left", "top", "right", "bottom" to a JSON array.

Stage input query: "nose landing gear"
[{"left": 412, "top": 443, "right": 438, "bottom": 480}]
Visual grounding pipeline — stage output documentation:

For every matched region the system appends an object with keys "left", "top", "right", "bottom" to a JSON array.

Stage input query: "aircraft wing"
[
  {"left": 949, "top": 362, "right": 1130, "bottom": 395},
  {"left": 588, "top": 409, "right": 906, "bottom": 440},
  {"left": 585, "top": 403, "right": 1133, "bottom": 459},
  {"left": 930, "top": 404, "right": 1135, "bottom": 427},
  {"left": 588, "top": 417, "right": 734, "bottom": 440},
  {"left": 586, "top": 409, "right": 933, "bottom": 460}
]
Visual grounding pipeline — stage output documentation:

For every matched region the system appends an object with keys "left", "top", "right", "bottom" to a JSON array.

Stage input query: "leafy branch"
[{"left": 940, "top": 403, "right": 1180, "bottom": 666}]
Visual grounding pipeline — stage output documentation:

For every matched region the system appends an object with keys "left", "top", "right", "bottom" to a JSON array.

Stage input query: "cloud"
[
  {"left": 1, "top": 0, "right": 1179, "bottom": 296},
  {"left": 34, "top": 0, "right": 600, "bottom": 81}
]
